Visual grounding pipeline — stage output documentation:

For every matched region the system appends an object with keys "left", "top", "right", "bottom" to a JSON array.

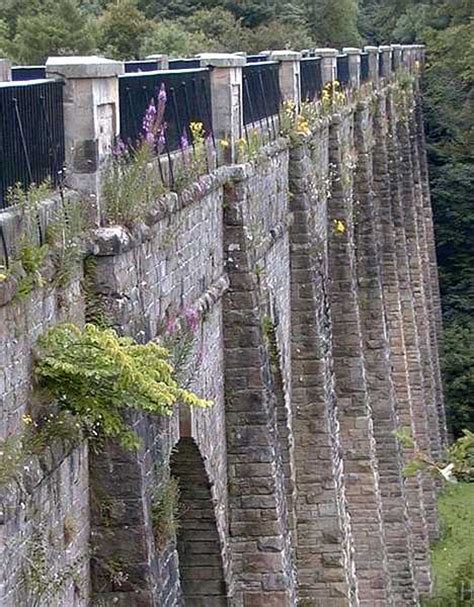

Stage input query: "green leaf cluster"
[{"left": 34, "top": 323, "right": 211, "bottom": 449}]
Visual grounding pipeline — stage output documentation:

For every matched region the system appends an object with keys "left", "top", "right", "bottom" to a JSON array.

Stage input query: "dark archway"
[{"left": 170, "top": 438, "right": 228, "bottom": 606}]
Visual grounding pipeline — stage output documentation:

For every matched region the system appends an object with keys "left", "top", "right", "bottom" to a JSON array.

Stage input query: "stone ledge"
[
  {"left": 197, "top": 53, "right": 247, "bottom": 68},
  {"left": 269, "top": 51, "right": 302, "bottom": 62},
  {"left": 46, "top": 56, "right": 124, "bottom": 79}
]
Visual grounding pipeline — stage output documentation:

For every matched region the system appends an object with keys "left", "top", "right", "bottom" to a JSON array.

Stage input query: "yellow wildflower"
[
  {"left": 189, "top": 121, "right": 204, "bottom": 139},
  {"left": 334, "top": 219, "right": 346, "bottom": 234},
  {"left": 22, "top": 414, "right": 33, "bottom": 425},
  {"left": 219, "top": 139, "right": 230, "bottom": 149}
]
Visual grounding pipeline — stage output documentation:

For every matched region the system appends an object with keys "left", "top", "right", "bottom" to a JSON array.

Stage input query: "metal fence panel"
[
  {"left": 337, "top": 54, "right": 350, "bottom": 87},
  {"left": 242, "top": 61, "right": 280, "bottom": 126},
  {"left": 11, "top": 66, "right": 46, "bottom": 81},
  {"left": 168, "top": 59, "right": 201, "bottom": 70},
  {"left": 360, "top": 52, "right": 369, "bottom": 82},
  {"left": 125, "top": 61, "right": 162, "bottom": 73},
  {"left": 119, "top": 68, "right": 213, "bottom": 152},
  {"left": 301, "top": 57, "right": 322, "bottom": 101},
  {"left": 246, "top": 55, "right": 269, "bottom": 63},
  {"left": 0, "top": 79, "right": 65, "bottom": 209}
]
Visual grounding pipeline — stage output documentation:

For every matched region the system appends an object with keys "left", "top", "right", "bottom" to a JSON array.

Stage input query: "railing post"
[
  {"left": 379, "top": 45, "right": 393, "bottom": 80},
  {"left": 401, "top": 45, "right": 415, "bottom": 72},
  {"left": 45, "top": 56, "right": 124, "bottom": 225},
  {"left": 343, "top": 47, "right": 362, "bottom": 88},
  {"left": 198, "top": 53, "right": 245, "bottom": 164},
  {"left": 269, "top": 50, "right": 301, "bottom": 107},
  {"left": 145, "top": 54, "right": 169, "bottom": 70},
  {"left": 391, "top": 44, "right": 403, "bottom": 71},
  {"left": 0, "top": 59, "right": 11, "bottom": 82},
  {"left": 314, "top": 48, "right": 338, "bottom": 85},
  {"left": 364, "top": 46, "right": 380, "bottom": 86},
  {"left": 414, "top": 44, "right": 426, "bottom": 68}
]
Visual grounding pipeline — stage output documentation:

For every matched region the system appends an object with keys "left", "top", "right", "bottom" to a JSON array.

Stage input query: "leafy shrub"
[{"left": 34, "top": 323, "right": 211, "bottom": 449}]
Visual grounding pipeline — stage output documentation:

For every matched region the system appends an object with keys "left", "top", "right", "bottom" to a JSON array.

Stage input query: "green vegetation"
[
  {"left": 34, "top": 323, "right": 211, "bottom": 449},
  {"left": 151, "top": 476, "right": 181, "bottom": 550},
  {"left": 427, "top": 483, "right": 474, "bottom": 605},
  {"left": 0, "top": 412, "right": 80, "bottom": 486},
  {"left": 0, "top": 0, "right": 361, "bottom": 62}
]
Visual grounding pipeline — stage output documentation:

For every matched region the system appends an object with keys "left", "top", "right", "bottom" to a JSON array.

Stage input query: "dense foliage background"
[{"left": 0, "top": 0, "right": 472, "bottom": 437}]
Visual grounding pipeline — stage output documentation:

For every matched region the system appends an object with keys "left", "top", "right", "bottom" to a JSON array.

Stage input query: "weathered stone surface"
[{"left": 0, "top": 68, "right": 444, "bottom": 607}]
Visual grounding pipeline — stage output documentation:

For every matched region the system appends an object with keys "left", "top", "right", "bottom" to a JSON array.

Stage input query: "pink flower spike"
[
  {"left": 158, "top": 84, "right": 167, "bottom": 104},
  {"left": 184, "top": 307, "right": 200, "bottom": 332},
  {"left": 166, "top": 316, "right": 178, "bottom": 334}
]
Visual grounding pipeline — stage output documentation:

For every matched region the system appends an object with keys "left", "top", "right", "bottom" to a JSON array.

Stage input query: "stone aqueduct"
[{"left": 0, "top": 45, "right": 446, "bottom": 606}]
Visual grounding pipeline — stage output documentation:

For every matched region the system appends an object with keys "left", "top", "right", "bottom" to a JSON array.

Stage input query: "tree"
[
  {"left": 182, "top": 7, "right": 248, "bottom": 52},
  {"left": 140, "top": 21, "right": 218, "bottom": 58},
  {"left": 303, "top": 0, "right": 361, "bottom": 46},
  {"left": 8, "top": 0, "right": 96, "bottom": 64},
  {"left": 97, "top": 0, "right": 150, "bottom": 59},
  {"left": 246, "top": 19, "right": 314, "bottom": 53},
  {"left": 443, "top": 320, "right": 474, "bottom": 437}
]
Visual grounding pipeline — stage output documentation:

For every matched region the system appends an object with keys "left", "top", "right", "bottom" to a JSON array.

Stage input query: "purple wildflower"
[
  {"left": 184, "top": 307, "right": 200, "bottom": 333},
  {"left": 166, "top": 315, "right": 178, "bottom": 334},
  {"left": 158, "top": 84, "right": 167, "bottom": 104},
  {"left": 142, "top": 99, "right": 158, "bottom": 145},
  {"left": 158, "top": 126, "right": 166, "bottom": 148},
  {"left": 180, "top": 130, "right": 189, "bottom": 151},
  {"left": 112, "top": 138, "right": 127, "bottom": 158}
]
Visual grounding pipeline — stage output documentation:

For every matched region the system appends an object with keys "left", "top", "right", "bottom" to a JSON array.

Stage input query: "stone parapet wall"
[{"left": 0, "top": 72, "right": 445, "bottom": 606}]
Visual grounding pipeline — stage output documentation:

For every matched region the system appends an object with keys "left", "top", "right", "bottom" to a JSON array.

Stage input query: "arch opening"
[{"left": 170, "top": 438, "right": 227, "bottom": 606}]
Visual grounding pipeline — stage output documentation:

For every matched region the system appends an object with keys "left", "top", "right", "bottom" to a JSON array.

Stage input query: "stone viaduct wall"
[{"left": 0, "top": 46, "right": 446, "bottom": 606}]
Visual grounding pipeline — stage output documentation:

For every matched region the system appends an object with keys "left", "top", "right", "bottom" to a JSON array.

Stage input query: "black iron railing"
[
  {"left": 11, "top": 66, "right": 46, "bottom": 81},
  {"left": 360, "top": 52, "right": 369, "bottom": 82},
  {"left": 246, "top": 55, "right": 269, "bottom": 63},
  {"left": 125, "top": 60, "right": 161, "bottom": 73},
  {"left": 168, "top": 59, "right": 201, "bottom": 70},
  {"left": 337, "top": 54, "right": 350, "bottom": 87},
  {"left": 300, "top": 57, "right": 322, "bottom": 101},
  {"left": 242, "top": 61, "right": 280, "bottom": 126},
  {"left": 119, "top": 68, "right": 213, "bottom": 153},
  {"left": 0, "top": 79, "right": 65, "bottom": 209}
]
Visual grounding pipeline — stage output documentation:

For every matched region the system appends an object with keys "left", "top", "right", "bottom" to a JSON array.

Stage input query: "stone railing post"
[
  {"left": 314, "top": 48, "right": 338, "bottom": 85},
  {"left": 269, "top": 50, "right": 301, "bottom": 107},
  {"left": 379, "top": 45, "right": 393, "bottom": 80},
  {"left": 391, "top": 44, "right": 403, "bottom": 71},
  {"left": 401, "top": 45, "right": 415, "bottom": 72},
  {"left": 0, "top": 59, "right": 11, "bottom": 82},
  {"left": 198, "top": 53, "right": 245, "bottom": 164},
  {"left": 343, "top": 47, "right": 362, "bottom": 88},
  {"left": 46, "top": 56, "right": 124, "bottom": 225},
  {"left": 364, "top": 46, "right": 380, "bottom": 86},
  {"left": 145, "top": 54, "right": 169, "bottom": 70},
  {"left": 414, "top": 44, "right": 426, "bottom": 68}
]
